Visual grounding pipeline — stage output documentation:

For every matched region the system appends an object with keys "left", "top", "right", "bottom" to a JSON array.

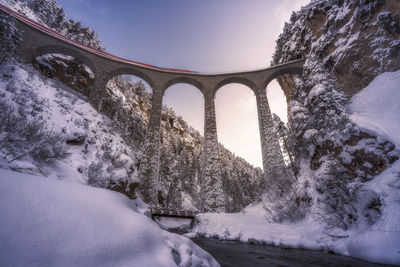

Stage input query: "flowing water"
[{"left": 191, "top": 237, "right": 396, "bottom": 267}]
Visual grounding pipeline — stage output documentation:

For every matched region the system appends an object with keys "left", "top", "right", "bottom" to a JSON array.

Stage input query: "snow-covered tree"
[
  {"left": 272, "top": 113, "right": 298, "bottom": 180},
  {"left": 314, "top": 158, "right": 358, "bottom": 230},
  {"left": 0, "top": 14, "right": 22, "bottom": 64},
  {"left": 0, "top": 100, "right": 69, "bottom": 165},
  {"left": 7, "top": 0, "right": 104, "bottom": 49}
]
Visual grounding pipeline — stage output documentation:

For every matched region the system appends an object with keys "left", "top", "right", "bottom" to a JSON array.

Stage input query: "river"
[{"left": 191, "top": 237, "right": 396, "bottom": 267}]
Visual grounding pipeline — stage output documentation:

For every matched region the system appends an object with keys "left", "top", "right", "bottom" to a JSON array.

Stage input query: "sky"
[{"left": 58, "top": 0, "right": 309, "bottom": 169}]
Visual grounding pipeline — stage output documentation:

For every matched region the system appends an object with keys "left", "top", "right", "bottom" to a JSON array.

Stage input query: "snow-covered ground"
[
  {"left": 350, "top": 70, "right": 400, "bottom": 146},
  {"left": 0, "top": 168, "right": 219, "bottom": 267},
  {"left": 188, "top": 71, "right": 400, "bottom": 265}
]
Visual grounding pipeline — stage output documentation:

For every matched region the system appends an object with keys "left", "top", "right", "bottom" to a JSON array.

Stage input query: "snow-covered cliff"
[{"left": 267, "top": 0, "right": 400, "bottom": 222}]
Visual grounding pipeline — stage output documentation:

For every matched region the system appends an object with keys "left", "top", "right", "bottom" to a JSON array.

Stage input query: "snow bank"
[
  {"left": 189, "top": 71, "right": 400, "bottom": 265},
  {"left": 156, "top": 217, "right": 193, "bottom": 230},
  {"left": 346, "top": 71, "right": 400, "bottom": 264},
  {"left": 188, "top": 205, "right": 324, "bottom": 250},
  {"left": 0, "top": 169, "right": 219, "bottom": 267},
  {"left": 190, "top": 190, "right": 400, "bottom": 265},
  {"left": 350, "top": 70, "right": 400, "bottom": 145},
  {"left": 342, "top": 160, "right": 400, "bottom": 265}
]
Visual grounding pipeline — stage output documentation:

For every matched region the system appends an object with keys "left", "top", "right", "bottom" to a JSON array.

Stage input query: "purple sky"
[{"left": 58, "top": 0, "right": 309, "bottom": 168}]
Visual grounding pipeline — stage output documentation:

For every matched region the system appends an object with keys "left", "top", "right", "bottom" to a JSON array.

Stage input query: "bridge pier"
[
  {"left": 138, "top": 86, "right": 163, "bottom": 204},
  {"left": 200, "top": 93, "right": 224, "bottom": 212},
  {"left": 255, "top": 88, "right": 288, "bottom": 192},
  {"left": 89, "top": 72, "right": 107, "bottom": 110}
]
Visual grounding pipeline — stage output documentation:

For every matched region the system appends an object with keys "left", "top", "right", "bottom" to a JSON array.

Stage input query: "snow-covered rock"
[
  {"left": 34, "top": 53, "right": 95, "bottom": 97},
  {"left": 350, "top": 70, "right": 400, "bottom": 146}
]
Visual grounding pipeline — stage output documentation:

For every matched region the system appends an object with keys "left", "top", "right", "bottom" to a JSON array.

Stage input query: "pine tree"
[
  {"left": 0, "top": 15, "right": 22, "bottom": 64},
  {"left": 272, "top": 114, "right": 297, "bottom": 180},
  {"left": 27, "top": 0, "right": 104, "bottom": 49}
]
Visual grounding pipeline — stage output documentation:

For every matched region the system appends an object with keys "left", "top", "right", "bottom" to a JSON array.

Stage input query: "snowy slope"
[
  {"left": 0, "top": 60, "right": 139, "bottom": 186},
  {"left": 350, "top": 70, "right": 400, "bottom": 146},
  {"left": 189, "top": 71, "right": 400, "bottom": 265},
  {"left": 0, "top": 168, "right": 219, "bottom": 267}
]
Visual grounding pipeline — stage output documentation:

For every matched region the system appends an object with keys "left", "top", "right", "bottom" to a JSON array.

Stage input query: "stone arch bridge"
[{"left": 1, "top": 4, "right": 305, "bottom": 209}]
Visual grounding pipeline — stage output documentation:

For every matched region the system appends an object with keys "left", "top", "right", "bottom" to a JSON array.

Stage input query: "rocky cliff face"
[
  {"left": 1, "top": 0, "right": 264, "bottom": 212},
  {"left": 275, "top": 0, "right": 400, "bottom": 97},
  {"left": 267, "top": 0, "right": 400, "bottom": 227},
  {"left": 273, "top": 0, "right": 399, "bottom": 179}
]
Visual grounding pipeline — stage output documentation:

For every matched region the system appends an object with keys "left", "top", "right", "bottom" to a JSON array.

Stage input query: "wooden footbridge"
[{"left": 150, "top": 207, "right": 199, "bottom": 220}]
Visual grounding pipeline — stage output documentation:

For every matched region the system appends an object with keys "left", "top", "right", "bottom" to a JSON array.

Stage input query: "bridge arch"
[
  {"left": 215, "top": 83, "right": 262, "bottom": 169},
  {"left": 214, "top": 77, "right": 256, "bottom": 96},
  {"left": 262, "top": 64, "right": 303, "bottom": 115},
  {"left": 31, "top": 45, "right": 97, "bottom": 77},
  {"left": 163, "top": 82, "right": 204, "bottom": 135},
  {"left": 263, "top": 65, "right": 303, "bottom": 89},
  {"left": 263, "top": 65, "right": 303, "bottom": 172},
  {"left": 164, "top": 77, "right": 204, "bottom": 95},
  {"left": 104, "top": 67, "right": 155, "bottom": 91}
]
